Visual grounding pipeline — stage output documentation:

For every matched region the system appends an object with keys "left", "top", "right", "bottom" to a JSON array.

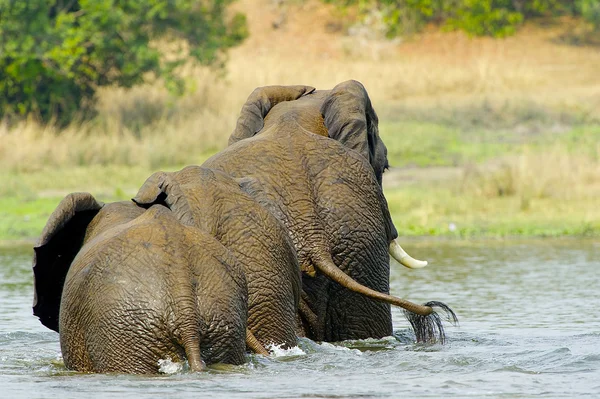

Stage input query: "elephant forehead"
[{"left": 264, "top": 94, "right": 329, "bottom": 137}]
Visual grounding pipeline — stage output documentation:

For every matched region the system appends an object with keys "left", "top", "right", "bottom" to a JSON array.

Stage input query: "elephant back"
[
  {"left": 134, "top": 165, "right": 301, "bottom": 349},
  {"left": 229, "top": 80, "right": 389, "bottom": 186},
  {"left": 59, "top": 205, "right": 248, "bottom": 372}
]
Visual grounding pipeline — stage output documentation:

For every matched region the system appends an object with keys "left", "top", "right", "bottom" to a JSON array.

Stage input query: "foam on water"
[
  {"left": 266, "top": 343, "right": 306, "bottom": 357},
  {"left": 157, "top": 357, "right": 183, "bottom": 374},
  {"left": 315, "top": 341, "right": 363, "bottom": 354}
]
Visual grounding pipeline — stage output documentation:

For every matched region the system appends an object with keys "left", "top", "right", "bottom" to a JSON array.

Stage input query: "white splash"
[
  {"left": 157, "top": 357, "right": 183, "bottom": 374},
  {"left": 266, "top": 343, "right": 306, "bottom": 357},
  {"left": 317, "top": 341, "right": 363, "bottom": 355}
]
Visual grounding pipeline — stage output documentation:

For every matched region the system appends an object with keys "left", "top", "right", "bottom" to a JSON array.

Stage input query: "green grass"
[
  {"left": 379, "top": 121, "right": 600, "bottom": 168},
  {"left": 385, "top": 185, "right": 600, "bottom": 238},
  {"left": 5, "top": 176, "right": 597, "bottom": 242},
  {"left": 0, "top": 165, "right": 182, "bottom": 241},
  {"left": 0, "top": 197, "right": 72, "bottom": 241},
  {"left": 378, "top": 121, "right": 599, "bottom": 238},
  {"left": 1, "top": 121, "right": 598, "bottom": 242},
  {"left": 380, "top": 121, "right": 514, "bottom": 167},
  {"left": 0, "top": 166, "right": 151, "bottom": 240},
  {"left": 3, "top": 14, "right": 600, "bottom": 243}
]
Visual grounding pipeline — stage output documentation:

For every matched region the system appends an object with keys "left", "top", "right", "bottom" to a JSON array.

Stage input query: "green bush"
[
  {"left": 445, "top": 0, "right": 523, "bottom": 37},
  {"left": 0, "top": 0, "right": 247, "bottom": 125},
  {"left": 578, "top": 0, "right": 600, "bottom": 30},
  {"left": 378, "top": 0, "right": 448, "bottom": 36},
  {"left": 326, "top": 0, "right": 588, "bottom": 38}
]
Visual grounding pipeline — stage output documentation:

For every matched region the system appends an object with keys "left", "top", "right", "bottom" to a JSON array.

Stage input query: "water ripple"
[{"left": 1, "top": 240, "right": 600, "bottom": 398}]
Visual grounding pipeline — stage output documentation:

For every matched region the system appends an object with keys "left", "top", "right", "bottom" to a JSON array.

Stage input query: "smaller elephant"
[
  {"left": 33, "top": 193, "right": 256, "bottom": 374},
  {"left": 133, "top": 165, "right": 301, "bottom": 350}
]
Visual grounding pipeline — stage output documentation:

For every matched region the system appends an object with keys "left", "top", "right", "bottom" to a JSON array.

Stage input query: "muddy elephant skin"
[
  {"left": 133, "top": 165, "right": 301, "bottom": 349},
  {"left": 33, "top": 194, "right": 248, "bottom": 373}
]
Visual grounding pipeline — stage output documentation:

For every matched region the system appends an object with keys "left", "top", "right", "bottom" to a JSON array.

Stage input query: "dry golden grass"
[
  {"left": 2, "top": 0, "right": 600, "bottom": 239},
  {"left": 0, "top": 111, "right": 225, "bottom": 172},
  {"left": 460, "top": 146, "right": 600, "bottom": 202},
  {"left": 2, "top": 0, "right": 599, "bottom": 177}
]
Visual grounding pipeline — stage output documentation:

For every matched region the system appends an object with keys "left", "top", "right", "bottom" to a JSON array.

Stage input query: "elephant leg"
[
  {"left": 298, "top": 292, "right": 322, "bottom": 341},
  {"left": 325, "top": 287, "right": 393, "bottom": 342}
]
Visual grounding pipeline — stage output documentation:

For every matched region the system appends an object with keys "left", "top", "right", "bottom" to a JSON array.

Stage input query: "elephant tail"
[
  {"left": 404, "top": 301, "right": 459, "bottom": 345},
  {"left": 172, "top": 288, "right": 206, "bottom": 372},
  {"left": 311, "top": 252, "right": 433, "bottom": 315},
  {"left": 311, "top": 252, "right": 458, "bottom": 344},
  {"left": 182, "top": 334, "right": 205, "bottom": 372},
  {"left": 246, "top": 329, "right": 269, "bottom": 356}
]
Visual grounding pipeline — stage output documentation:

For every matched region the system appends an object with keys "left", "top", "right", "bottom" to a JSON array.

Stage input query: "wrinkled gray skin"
[
  {"left": 205, "top": 80, "right": 455, "bottom": 343},
  {"left": 228, "top": 80, "right": 389, "bottom": 186},
  {"left": 133, "top": 165, "right": 301, "bottom": 349},
  {"left": 33, "top": 193, "right": 248, "bottom": 373},
  {"left": 204, "top": 108, "right": 396, "bottom": 340}
]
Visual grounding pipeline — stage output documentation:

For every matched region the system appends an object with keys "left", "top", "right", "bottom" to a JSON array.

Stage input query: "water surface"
[{"left": 1, "top": 239, "right": 598, "bottom": 398}]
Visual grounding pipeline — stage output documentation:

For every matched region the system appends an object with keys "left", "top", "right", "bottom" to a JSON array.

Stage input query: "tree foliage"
[
  {"left": 0, "top": 0, "right": 247, "bottom": 125},
  {"left": 579, "top": 0, "right": 600, "bottom": 30},
  {"left": 325, "top": 0, "right": 594, "bottom": 38}
]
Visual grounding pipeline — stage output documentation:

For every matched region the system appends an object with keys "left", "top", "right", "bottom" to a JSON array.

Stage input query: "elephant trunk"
[
  {"left": 389, "top": 239, "right": 428, "bottom": 269},
  {"left": 311, "top": 253, "right": 433, "bottom": 316}
]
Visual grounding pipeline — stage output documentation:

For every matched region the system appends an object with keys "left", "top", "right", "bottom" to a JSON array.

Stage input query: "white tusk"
[{"left": 389, "top": 239, "right": 428, "bottom": 269}]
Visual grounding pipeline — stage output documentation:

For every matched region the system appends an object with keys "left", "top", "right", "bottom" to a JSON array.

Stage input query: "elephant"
[
  {"left": 228, "top": 80, "right": 389, "bottom": 187},
  {"left": 32, "top": 193, "right": 262, "bottom": 374},
  {"left": 132, "top": 165, "right": 301, "bottom": 350},
  {"left": 204, "top": 80, "right": 457, "bottom": 343}
]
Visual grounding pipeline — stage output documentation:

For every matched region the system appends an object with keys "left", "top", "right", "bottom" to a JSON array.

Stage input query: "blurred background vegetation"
[
  {"left": 0, "top": 0, "right": 598, "bottom": 241},
  {"left": 327, "top": 0, "right": 600, "bottom": 38}
]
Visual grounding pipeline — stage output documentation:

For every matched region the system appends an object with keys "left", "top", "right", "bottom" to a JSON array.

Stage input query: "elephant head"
[
  {"left": 229, "top": 84, "right": 316, "bottom": 145},
  {"left": 204, "top": 122, "right": 457, "bottom": 344},
  {"left": 132, "top": 165, "right": 301, "bottom": 350},
  {"left": 228, "top": 80, "right": 389, "bottom": 186},
  {"left": 33, "top": 193, "right": 253, "bottom": 373}
]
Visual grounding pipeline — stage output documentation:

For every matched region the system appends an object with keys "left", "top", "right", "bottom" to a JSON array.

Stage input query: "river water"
[{"left": 1, "top": 239, "right": 598, "bottom": 398}]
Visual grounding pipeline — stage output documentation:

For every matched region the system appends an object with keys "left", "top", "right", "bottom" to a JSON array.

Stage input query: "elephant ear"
[
  {"left": 320, "top": 80, "right": 389, "bottom": 186},
  {"left": 33, "top": 192, "right": 103, "bottom": 332},
  {"left": 132, "top": 169, "right": 196, "bottom": 226},
  {"left": 228, "top": 85, "right": 316, "bottom": 145}
]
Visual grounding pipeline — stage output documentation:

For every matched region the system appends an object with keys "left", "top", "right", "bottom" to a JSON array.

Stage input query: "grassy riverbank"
[
  {"left": 2, "top": 120, "right": 598, "bottom": 241},
  {"left": 3, "top": 169, "right": 598, "bottom": 242},
  {"left": 1, "top": 1, "right": 599, "bottom": 242}
]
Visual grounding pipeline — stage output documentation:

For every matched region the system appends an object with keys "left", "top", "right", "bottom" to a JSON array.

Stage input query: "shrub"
[
  {"left": 0, "top": 0, "right": 247, "bottom": 125},
  {"left": 578, "top": 0, "right": 600, "bottom": 30},
  {"left": 445, "top": 0, "right": 523, "bottom": 38},
  {"left": 325, "top": 0, "right": 588, "bottom": 38}
]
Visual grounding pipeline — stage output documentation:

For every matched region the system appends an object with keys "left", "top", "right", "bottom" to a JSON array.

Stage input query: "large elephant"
[
  {"left": 204, "top": 80, "right": 457, "bottom": 343},
  {"left": 228, "top": 80, "right": 389, "bottom": 187},
  {"left": 132, "top": 165, "right": 300, "bottom": 349},
  {"left": 228, "top": 80, "right": 425, "bottom": 269},
  {"left": 33, "top": 193, "right": 257, "bottom": 373}
]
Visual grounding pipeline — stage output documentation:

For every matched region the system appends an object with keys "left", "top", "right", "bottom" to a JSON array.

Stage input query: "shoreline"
[{"left": 2, "top": 235, "right": 598, "bottom": 250}]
